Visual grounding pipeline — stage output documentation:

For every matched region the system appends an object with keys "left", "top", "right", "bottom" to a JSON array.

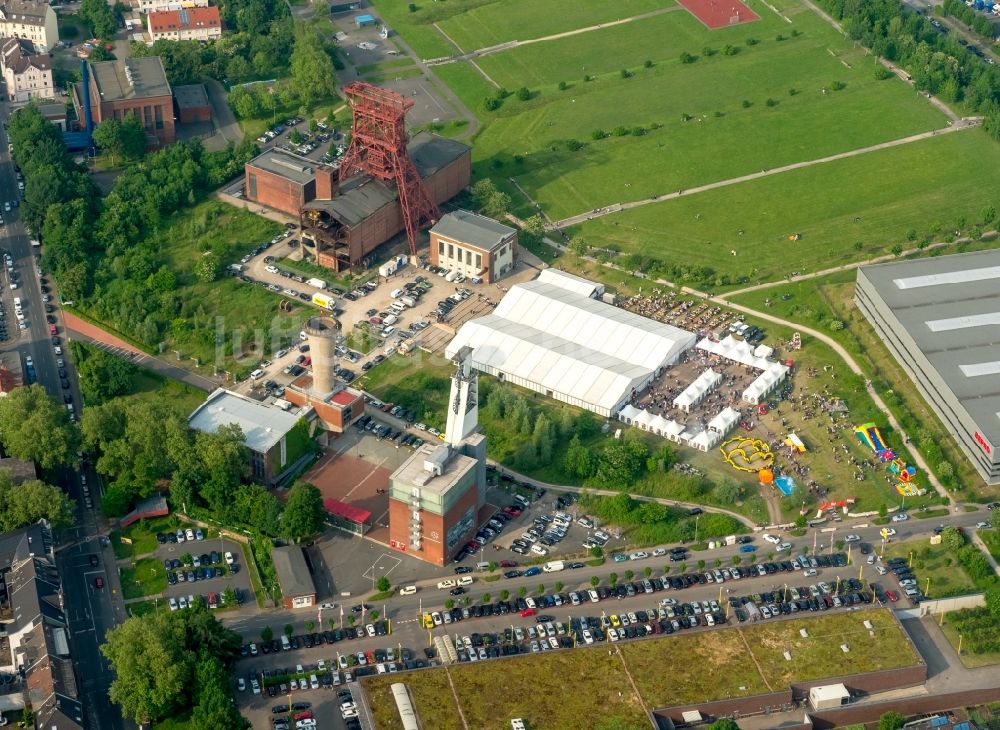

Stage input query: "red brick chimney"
[{"left": 315, "top": 165, "right": 339, "bottom": 200}]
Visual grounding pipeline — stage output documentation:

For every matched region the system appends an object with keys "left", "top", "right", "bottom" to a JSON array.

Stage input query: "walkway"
[
  {"left": 204, "top": 78, "right": 244, "bottom": 144},
  {"left": 425, "top": 6, "right": 682, "bottom": 65},
  {"left": 63, "top": 311, "right": 219, "bottom": 393},
  {"left": 546, "top": 122, "right": 976, "bottom": 230}
]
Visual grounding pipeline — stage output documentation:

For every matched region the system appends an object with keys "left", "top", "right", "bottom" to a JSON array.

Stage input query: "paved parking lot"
[{"left": 149, "top": 533, "right": 254, "bottom": 608}]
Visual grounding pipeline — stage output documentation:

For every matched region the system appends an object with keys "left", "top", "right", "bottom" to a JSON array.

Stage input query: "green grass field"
[
  {"left": 569, "top": 129, "right": 1000, "bottom": 284},
  {"left": 363, "top": 608, "right": 915, "bottom": 728},
  {"left": 882, "top": 539, "right": 979, "bottom": 599},
  {"left": 436, "top": 0, "right": 672, "bottom": 52}
]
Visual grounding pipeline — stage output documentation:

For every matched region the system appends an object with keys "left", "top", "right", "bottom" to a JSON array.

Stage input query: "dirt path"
[
  {"left": 547, "top": 122, "right": 976, "bottom": 230},
  {"left": 425, "top": 6, "right": 682, "bottom": 65}
]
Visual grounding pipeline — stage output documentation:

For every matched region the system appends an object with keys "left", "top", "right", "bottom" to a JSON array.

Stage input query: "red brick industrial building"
[
  {"left": 243, "top": 133, "right": 470, "bottom": 270},
  {"left": 72, "top": 57, "right": 175, "bottom": 147}
]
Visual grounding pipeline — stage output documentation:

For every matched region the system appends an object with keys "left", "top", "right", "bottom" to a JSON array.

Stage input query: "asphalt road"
[{"left": 0, "top": 116, "right": 128, "bottom": 730}]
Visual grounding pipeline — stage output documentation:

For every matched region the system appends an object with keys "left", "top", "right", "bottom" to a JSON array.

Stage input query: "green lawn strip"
[
  {"left": 427, "top": 61, "right": 495, "bottom": 124},
  {"left": 111, "top": 515, "right": 183, "bottom": 560},
  {"left": 436, "top": 0, "right": 671, "bottom": 52},
  {"left": 121, "top": 557, "right": 168, "bottom": 600},
  {"left": 940, "top": 609, "right": 1000, "bottom": 668},
  {"left": 882, "top": 538, "right": 978, "bottom": 599},
  {"left": 729, "top": 261, "right": 989, "bottom": 498},
  {"left": 365, "top": 668, "right": 464, "bottom": 730},
  {"left": 368, "top": 0, "right": 458, "bottom": 59},
  {"left": 240, "top": 541, "right": 269, "bottom": 609},
  {"left": 569, "top": 129, "right": 1000, "bottom": 286},
  {"left": 127, "top": 599, "right": 165, "bottom": 618},
  {"left": 980, "top": 529, "right": 1000, "bottom": 562},
  {"left": 914, "top": 509, "right": 951, "bottom": 519}
]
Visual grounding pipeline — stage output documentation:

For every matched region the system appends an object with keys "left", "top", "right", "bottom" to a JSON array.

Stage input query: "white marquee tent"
[
  {"left": 673, "top": 368, "right": 722, "bottom": 412},
  {"left": 447, "top": 272, "right": 696, "bottom": 416},
  {"left": 708, "top": 406, "right": 741, "bottom": 436},
  {"left": 618, "top": 404, "right": 686, "bottom": 439},
  {"left": 742, "top": 362, "right": 790, "bottom": 404}
]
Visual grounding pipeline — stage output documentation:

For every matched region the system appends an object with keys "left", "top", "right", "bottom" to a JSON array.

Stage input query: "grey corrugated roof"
[
  {"left": 188, "top": 388, "right": 301, "bottom": 454},
  {"left": 247, "top": 149, "right": 316, "bottom": 186},
  {"left": 91, "top": 57, "right": 171, "bottom": 101},
  {"left": 408, "top": 132, "right": 469, "bottom": 177},
  {"left": 430, "top": 210, "right": 514, "bottom": 252},
  {"left": 858, "top": 249, "right": 1000, "bottom": 443},
  {"left": 271, "top": 546, "right": 316, "bottom": 598},
  {"left": 305, "top": 174, "right": 397, "bottom": 226}
]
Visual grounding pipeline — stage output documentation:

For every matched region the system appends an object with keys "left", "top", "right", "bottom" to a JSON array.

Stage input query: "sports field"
[{"left": 383, "top": 0, "right": 1000, "bottom": 281}]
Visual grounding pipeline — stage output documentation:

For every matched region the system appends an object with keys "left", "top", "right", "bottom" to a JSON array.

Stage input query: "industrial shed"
[
  {"left": 301, "top": 132, "right": 470, "bottom": 272},
  {"left": 856, "top": 250, "right": 1000, "bottom": 485},
  {"left": 445, "top": 270, "right": 696, "bottom": 416}
]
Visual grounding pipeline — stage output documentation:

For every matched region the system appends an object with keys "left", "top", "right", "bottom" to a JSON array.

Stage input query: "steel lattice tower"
[{"left": 337, "top": 82, "right": 439, "bottom": 255}]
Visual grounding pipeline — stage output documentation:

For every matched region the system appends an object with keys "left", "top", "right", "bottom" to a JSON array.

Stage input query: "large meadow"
[{"left": 376, "top": 0, "right": 1000, "bottom": 280}]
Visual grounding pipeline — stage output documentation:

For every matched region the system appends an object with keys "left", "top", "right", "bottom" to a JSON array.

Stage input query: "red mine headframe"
[{"left": 337, "top": 82, "right": 439, "bottom": 256}]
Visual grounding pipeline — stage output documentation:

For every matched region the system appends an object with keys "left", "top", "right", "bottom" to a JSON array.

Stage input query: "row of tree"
[{"left": 819, "top": 0, "right": 1000, "bottom": 135}]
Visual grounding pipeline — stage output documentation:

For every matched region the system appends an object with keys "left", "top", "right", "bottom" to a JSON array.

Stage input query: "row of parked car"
[
  {"left": 354, "top": 414, "right": 430, "bottom": 450},
  {"left": 243, "top": 622, "right": 392, "bottom": 667}
]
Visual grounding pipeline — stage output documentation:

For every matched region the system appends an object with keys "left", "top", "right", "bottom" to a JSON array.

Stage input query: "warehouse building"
[
  {"left": 446, "top": 270, "right": 696, "bottom": 417},
  {"left": 855, "top": 250, "right": 1000, "bottom": 484},
  {"left": 429, "top": 209, "right": 518, "bottom": 284}
]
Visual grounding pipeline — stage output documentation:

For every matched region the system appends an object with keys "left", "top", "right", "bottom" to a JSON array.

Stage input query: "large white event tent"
[
  {"left": 673, "top": 368, "right": 723, "bottom": 412},
  {"left": 446, "top": 270, "right": 696, "bottom": 416}
]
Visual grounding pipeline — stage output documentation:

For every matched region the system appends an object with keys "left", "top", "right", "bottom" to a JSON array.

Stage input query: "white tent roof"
[
  {"left": 708, "top": 406, "right": 741, "bottom": 434},
  {"left": 754, "top": 344, "right": 774, "bottom": 359},
  {"left": 536, "top": 268, "right": 604, "bottom": 299},
  {"left": 662, "top": 418, "right": 686, "bottom": 437},
  {"left": 743, "top": 362, "right": 789, "bottom": 402},
  {"left": 447, "top": 277, "right": 696, "bottom": 413},
  {"left": 697, "top": 335, "right": 772, "bottom": 370},
  {"left": 690, "top": 429, "right": 720, "bottom": 450},
  {"left": 674, "top": 368, "right": 722, "bottom": 409},
  {"left": 633, "top": 410, "right": 657, "bottom": 429},
  {"left": 618, "top": 404, "right": 642, "bottom": 422}
]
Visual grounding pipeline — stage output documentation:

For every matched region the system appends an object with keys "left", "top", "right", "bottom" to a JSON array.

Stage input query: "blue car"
[
  {"left": 523, "top": 566, "right": 542, "bottom": 577},
  {"left": 739, "top": 545, "right": 757, "bottom": 553}
]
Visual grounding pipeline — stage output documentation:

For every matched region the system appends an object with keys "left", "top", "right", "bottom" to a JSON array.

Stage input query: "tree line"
[{"left": 819, "top": 0, "right": 1000, "bottom": 137}]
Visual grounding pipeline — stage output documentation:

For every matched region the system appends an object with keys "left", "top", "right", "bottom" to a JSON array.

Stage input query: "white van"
[
  {"left": 398, "top": 585, "right": 417, "bottom": 596},
  {"left": 475, "top": 562, "right": 491, "bottom": 571},
  {"left": 390, "top": 288, "right": 403, "bottom": 298},
  {"left": 12, "top": 297, "right": 20, "bottom": 308},
  {"left": 250, "top": 368, "right": 265, "bottom": 380},
  {"left": 281, "top": 634, "right": 291, "bottom": 651}
]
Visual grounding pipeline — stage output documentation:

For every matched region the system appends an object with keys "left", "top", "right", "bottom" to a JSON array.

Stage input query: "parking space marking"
[{"left": 361, "top": 554, "right": 401, "bottom": 582}]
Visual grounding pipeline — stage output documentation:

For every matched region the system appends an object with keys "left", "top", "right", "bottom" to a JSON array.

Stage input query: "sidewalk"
[{"left": 63, "top": 311, "right": 219, "bottom": 393}]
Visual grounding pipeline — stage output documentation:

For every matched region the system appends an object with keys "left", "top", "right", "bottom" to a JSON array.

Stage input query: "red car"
[
  {"left": 885, "top": 590, "right": 898, "bottom": 603},
  {"left": 381, "top": 403, "right": 394, "bottom": 413},
  {"left": 294, "top": 711, "right": 314, "bottom": 721},
  {"left": 498, "top": 560, "right": 517, "bottom": 568},
  {"left": 48, "top": 324, "right": 57, "bottom": 335},
  {"left": 519, "top": 607, "right": 536, "bottom": 617},
  {"left": 94, "top": 576, "right": 104, "bottom": 589}
]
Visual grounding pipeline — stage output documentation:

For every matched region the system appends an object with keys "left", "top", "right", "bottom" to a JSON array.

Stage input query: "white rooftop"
[
  {"left": 446, "top": 272, "right": 694, "bottom": 413},
  {"left": 188, "top": 388, "right": 301, "bottom": 454}
]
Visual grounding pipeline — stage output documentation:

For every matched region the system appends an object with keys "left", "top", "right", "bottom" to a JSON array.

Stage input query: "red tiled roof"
[
  {"left": 323, "top": 498, "right": 371, "bottom": 524},
  {"left": 148, "top": 6, "right": 220, "bottom": 33}
]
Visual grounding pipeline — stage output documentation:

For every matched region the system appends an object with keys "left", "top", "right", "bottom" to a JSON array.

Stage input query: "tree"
[
  {"left": 80, "top": 0, "right": 116, "bottom": 38},
  {"left": 0, "top": 385, "right": 79, "bottom": 469},
  {"left": 471, "top": 179, "right": 511, "bottom": 219},
  {"left": 595, "top": 437, "right": 649, "bottom": 488},
  {"left": 196, "top": 253, "right": 220, "bottom": 283},
  {"left": 189, "top": 652, "right": 245, "bottom": 730},
  {"left": 228, "top": 86, "right": 261, "bottom": 120},
  {"left": 261, "top": 626, "right": 273, "bottom": 641},
  {"left": 376, "top": 576, "right": 391, "bottom": 592},
  {"left": 92, "top": 113, "right": 147, "bottom": 164},
  {"left": 985, "top": 584, "right": 1000, "bottom": 619},
  {"left": 590, "top": 575, "right": 600, "bottom": 587},
  {"left": 290, "top": 24, "right": 337, "bottom": 104},
  {"left": 941, "top": 525, "right": 964, "bottom": 553},
  {"left": 281, "top": 481, "right": 325, "bottom": 541},
  {"left": 76, "top": 348, "right": 137, "bottom": 403},
  {"left": 101, "top": 611, "right": 192, "bottom": 723},
  {"left": 879, "top": 711, "right": 905, "bottom": 730},
  {"left": 0, "top": 475, "right": 75, "bottom": 531}
]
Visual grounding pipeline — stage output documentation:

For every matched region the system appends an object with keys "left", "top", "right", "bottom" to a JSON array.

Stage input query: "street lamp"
[{"left": 694, "top": 515, "right": 700, "bottom": 544}]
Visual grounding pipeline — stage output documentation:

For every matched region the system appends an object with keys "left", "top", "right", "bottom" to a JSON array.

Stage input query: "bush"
[
  {"left": 741, "top": 99, "right": 753, "bottom": 108},
  {"left": 516, "top": 86, "right": 531, "bottom": 101},
  {"left": 765, "top": 98, "right": 778, "bottom": 107},
  {"left": 830, "top": 80, "right": 846, "bottom": 91},
  {"left": 679, "top": 52, "right": 696, "bottom": 64}
]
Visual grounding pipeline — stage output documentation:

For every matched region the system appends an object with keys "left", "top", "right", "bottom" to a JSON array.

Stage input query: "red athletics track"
[{"left": 677, "top": 0, "right": 760, "bottom": 29}]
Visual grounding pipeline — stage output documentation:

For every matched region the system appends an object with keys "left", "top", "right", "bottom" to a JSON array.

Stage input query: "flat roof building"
[
  {"left": 73, "top": 57, "right": 175, "bottom": 147},
  {"left": 271, "top": 546, "right": 316, "bottom": 609},
  {"left": 173, "top": 82, "right": 210, "bottom": 124},
  {"left": 429, "top": 210, "right": 518, "bottom": 284},
  {"left": 446, "top": 270, "right": 696, "bottom": 416},
  {"left": 188, "top": 388, "right": 311, "bottom": 487},
  {"left": 855, "top": 250, "right": 1000, "bottom": 485}
]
